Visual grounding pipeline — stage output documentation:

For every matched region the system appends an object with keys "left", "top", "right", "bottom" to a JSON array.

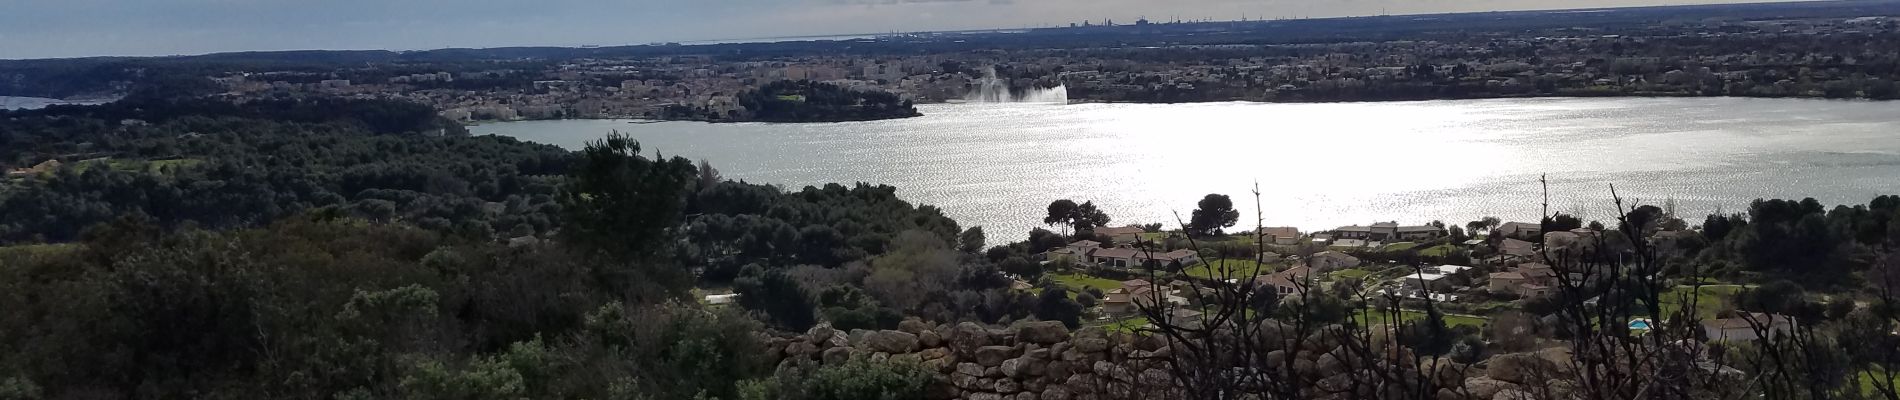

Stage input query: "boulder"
[
  {"left": 988, "top": 327, "right": 1012, "bottom": 344},
  {"left": 919, "top": 330, "right": 944, "bottom": 348},
  {"left": 806, "top": 324, "right": 835, "bottom": 344},
  {"left": 822, "top": 347, "right": 852, "bottom": 365},
  {"left": 995, "top": 378, "right": 1020, "bottom": 394},
  {"left": 1464, "top": 376, "right": 1521, "bottom": 400},
  {"left": 969, "top": 393, "right": 1005, "bottom": 400},
  {"left": 1045, "top": 360, "right": 1074, "bottom": 382},
  {"left": 1138, "top": 368, "right": 1172, "bottom": 387},
  {"left": 825, "top": 331, "right": 849, "bottom": 349},
  {"left": 984, "top": 366, "right": 1003, "bottom": 378},
  {"left": 951, "top": 322, "right": 992, "bottom": 356},
  {"left": 976, "top": 345, "right": 1016, "bottom": 367},
  {"left": 917, "top": 347, "right": 951, "bottom": 361},
  {"left": 786, "top": 341, "right": 819, "bottom": 359},
  {"left": 1317, "top": 352, "right": 1345, "bottom": 375},
  {"left": 1072, "top": 338, "right": 1110, "bottom": 353},
  {"left": 1001, "top": 358, "right": 1028, "bottom": 379},
  {"left": 956, "top": 362, "right": 986, "bottom": 378},
  {"left": 899, "top": 318, "right": 931, "bottom": 334},
  {"left": 1494, "top": 388, "right": 1537, "bottom": 400},
  {"left": 1017, "top": 321, "right": 1072, "bottom": 344},
  {"left": 1040, "top": 386, "right": 1073, "bottom": 400},
  {"left": 1025, "top": 358, "right": 1049, "bottom": 376},
  {"left": 1486, "top": 353, "right": 1554, "bottom": 385},
  {"left": 954, "top": 363, "right": 985, "bottom": 389},
  {"left": 847, "top": 329, "right": 870, "bottom": 347},
  {"left": 866, "top": 330, "right": 920, "bottom": 354}
]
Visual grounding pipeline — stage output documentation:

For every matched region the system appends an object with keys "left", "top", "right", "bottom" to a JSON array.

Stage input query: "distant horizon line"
[{"left": 0, "top": 0, "right": 1862, "bottom": 61}]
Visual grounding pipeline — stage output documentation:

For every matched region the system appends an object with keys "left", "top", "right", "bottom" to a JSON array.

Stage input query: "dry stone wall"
[{"left": 764, "top": 320, "right": 1180, "bottom": 400}]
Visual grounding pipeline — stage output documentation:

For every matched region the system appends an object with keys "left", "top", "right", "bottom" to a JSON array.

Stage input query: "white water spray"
[{"left": 965, "top": 68, "right": 1069, "bottom": 104}]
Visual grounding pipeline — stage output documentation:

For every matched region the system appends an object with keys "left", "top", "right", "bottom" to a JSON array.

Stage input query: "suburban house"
[
  {"left": 1369, "top": 222, "right": 1400, "bottom": 241},
  {"left": 1307, "top": 251, "right": 1363, "bottom": 271},
  {"left": 1543, "top": 228, "right": 1600, "bottom": 259},
  {"left": 1498, "top": 222, "right": 1542, "bottom": 238},
  {"left": 1090, "top": 247, "right": 1200, "bottom": 269},
  {"left": 1102, "top": 279, "right": 1188, "bottom": 314},
  {"left": 1395, "top": 225, "right": 1442, "bottom": 241},
  {"left": 1041, "top": 240, "right": 1103, "bottom": 264},
  {"left": 1498, "top": 238, "right": 1538, "bottom": 261},
  {"left": 1095, "top": 225, "right": 1148, "bottom": 245},
  {"left": 1253, "top": 266, "right": 1315, "bottom": 297},
  {"left": 1403, "top": 272, "right": 1455, "bottom": 293},
  {"left": 1702, "top": 313, "right": 1799, "bottom": 342},
  {"left": 1488, "top": 271, "right": 1552, "bottom": 297},
  {"left": 1258, "top": 227, "right": 1301, "bottom": 245},
  {"left": 1333, "top": 225, "right": 1374, "bottom": 240}
]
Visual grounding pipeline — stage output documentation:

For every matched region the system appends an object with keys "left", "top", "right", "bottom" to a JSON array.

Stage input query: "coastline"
[{"left": 456, "top": 92, "right": 1892, "bottom": 126}]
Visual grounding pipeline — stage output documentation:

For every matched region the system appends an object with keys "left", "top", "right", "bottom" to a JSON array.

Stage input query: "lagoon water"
[{"left": 474, "top": 97, "right": 1900, "bottom": 238}]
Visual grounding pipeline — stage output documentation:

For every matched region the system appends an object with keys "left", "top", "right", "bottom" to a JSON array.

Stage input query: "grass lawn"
[
  {"left": 1183, "top": 258, "right": 1278, "bottom": 280},
  {"left": 1329, "top": 268, "right": 1374, "bottom": 281},
  {"left": 1418, "top": 244, "right": 1457, "bottom": 257},
  {"left": 1353, "top": 308, "right": 1489, "bottom": 328},
  {"left": 1097, "top": 316, "right": 1150, "bottom": 334},
  {"left": 1861, "top": 367, "right": 1899, "bottom": 397},
  {"left": 1656, "top": 284, "right": 1746, "bottom": 319},
  {"left": 1380, "top": 242, "right": 1418, "bottom": 252},
  {"left": 1050, "top": 272, "right": 1124, "bottom": 293}
]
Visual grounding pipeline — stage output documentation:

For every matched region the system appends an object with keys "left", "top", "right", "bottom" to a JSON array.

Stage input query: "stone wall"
[
  {"left": 764, "top": 320, "right": 1178, "bottom": 400},
  {"left": 763, "top": 320, "right": 1565, "bottom": 400}
]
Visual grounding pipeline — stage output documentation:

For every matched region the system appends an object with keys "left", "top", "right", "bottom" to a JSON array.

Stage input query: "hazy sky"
[{"left": 2, "top": 0, "right": 1769, "bottom": 59}]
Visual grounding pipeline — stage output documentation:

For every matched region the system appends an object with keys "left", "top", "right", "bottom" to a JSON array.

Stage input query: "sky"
[{"left": 1, "top": 0, "right": 1774, "bottom": 59}]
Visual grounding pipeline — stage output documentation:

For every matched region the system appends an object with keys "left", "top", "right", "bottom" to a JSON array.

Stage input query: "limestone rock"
[
  {"left": 1464, "top": 376, "right": 1521, "bottom": 400},
  {"left": 1001, "top": 358, "right": 1027, "bottom": 379},
  {"left": 919, "top": 329, "right": 944, "bottom": 348},
  {"left": 1494, "top": 388, "right": 1536, "bottom": 400},
  {"left": 1046, "top": 360, "right": 1074, "bottom": 382},
  {"left": 969, "top": 392, "right": 1004, "bottom": 400},
  {"left": 1017, "top": 321, "right": 1071, "bottom": 344},
  {"left": 954, "top": 363, "right": 985, "bottom": 389},
  {"left": 822, "top": 347, "right": 851, "bottom": 365},
  {"left": 951, "top": 322, "right": 992, "bottom": 356},
  {"left": 995, "top": 378, "right": 1020, "bottom": 393},
  {"left": 807, "top": 324, "right": 835, "bottom": 344},
  {"left": 825, "top": 331, "right": 849, "bottom": 349},
  {"left": 976, "top": 345, "right": 1015, "bottom": 367},
  {"left": 1040, "top": 386, "right": 1073, "bottom": 400},
  {"left": 786, "top": 341, "right": 818, "bottom": 359},
  {"left": 866, "top": 330, "right": 920, "bottom": 354},
  {"left": 1486, "top": 353, "right": 1553, "bottom": 385},
  {"left": 899, "top": 318, "right": 931, "bottom": 334},
  {"left": 1138, "top": 368, "right": 1172, "bottom": 387},
  {"left": 917, "top": 347, "right": 951, "bottom": 361},
  {"left": 1072, "top": 338, "right": 1110, "bottom": 353}
]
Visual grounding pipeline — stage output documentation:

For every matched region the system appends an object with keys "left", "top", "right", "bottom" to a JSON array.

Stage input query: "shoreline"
[{"left": 458, "top": 93, "right": 1895, "bottom": 126}]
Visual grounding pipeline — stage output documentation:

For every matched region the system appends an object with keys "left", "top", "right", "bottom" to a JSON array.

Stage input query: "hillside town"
[{"left": 185, "top": 13, "right": 1900, "bottom": 123}]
